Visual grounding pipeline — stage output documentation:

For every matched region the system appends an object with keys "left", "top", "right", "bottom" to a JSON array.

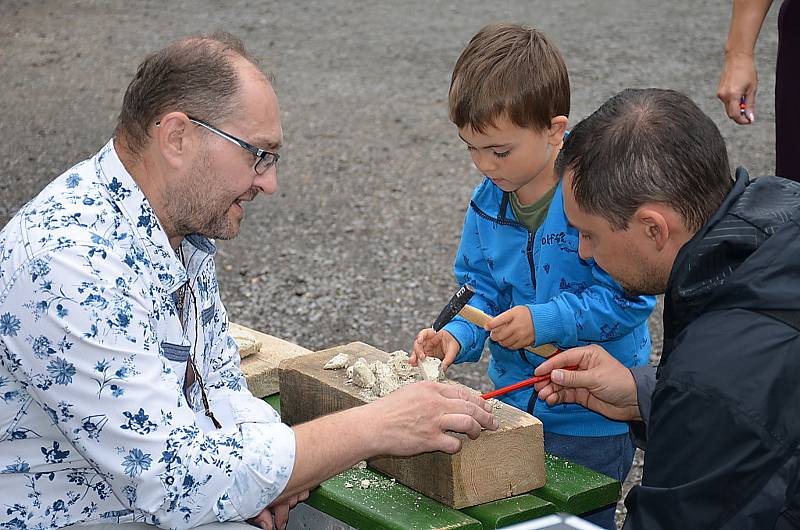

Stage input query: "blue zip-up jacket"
[{"left": 443, "top": 178, "right": 655, "bottom": 436}]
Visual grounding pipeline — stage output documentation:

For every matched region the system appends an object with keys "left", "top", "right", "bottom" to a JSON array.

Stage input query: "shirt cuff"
[
  {"left": 630, "top": 364, "right": 656, "bottom": 422},
  {"left": 214, "top": 422, "right": 296, "bottom": 521},
  {"left": 230, "top": 393, "right": 282, "bottom": 424},
  {"left": 529, "top": 301, "right": 564, "bottom": 346},
  {"left": 628, "top": 364, "right": 657, "bottom": 449},
  {"left": 444, "top": 317, "right": 480, "bottom": 363}
]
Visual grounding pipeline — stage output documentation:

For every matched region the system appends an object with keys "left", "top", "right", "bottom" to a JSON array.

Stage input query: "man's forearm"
[
  {"left": 279, "top": 405, "right": 379, "bottom": 501},
  {"left": 725, "top": 0, "right": 775, "bottom": 56}
]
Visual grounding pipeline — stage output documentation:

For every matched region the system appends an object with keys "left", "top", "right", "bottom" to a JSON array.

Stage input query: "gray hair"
[{"left": 115, "top": 32, "right": 268, "bottom": 157}]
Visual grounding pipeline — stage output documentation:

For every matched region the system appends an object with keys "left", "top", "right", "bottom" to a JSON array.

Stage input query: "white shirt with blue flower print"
[{"left": 0, "top": 140, "right": 296, "bottom": 529}]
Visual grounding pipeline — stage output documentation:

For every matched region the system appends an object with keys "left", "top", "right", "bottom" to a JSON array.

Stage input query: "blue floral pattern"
[{"left": 0, "top": 141, "right": 295, "bottom": 529}]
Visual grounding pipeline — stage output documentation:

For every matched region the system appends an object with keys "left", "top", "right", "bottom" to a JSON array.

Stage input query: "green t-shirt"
[{"left": 510, "top": 185, "right": 557, "bottom": 234}]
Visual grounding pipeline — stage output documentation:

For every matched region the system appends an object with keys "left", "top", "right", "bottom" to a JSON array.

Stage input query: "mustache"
[{"left": 237, "top": 188, "right": 259, "bottom": 202}]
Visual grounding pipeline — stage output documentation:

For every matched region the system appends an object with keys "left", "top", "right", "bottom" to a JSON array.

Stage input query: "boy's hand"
[
  {"left": 409, "top": 328, "right": 460, "bottom": 371},
  {"left": 485, "top": 306, "right": 534, "bottom": 350}
]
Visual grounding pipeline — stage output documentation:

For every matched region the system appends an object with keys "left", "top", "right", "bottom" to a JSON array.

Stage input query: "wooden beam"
[
  {"left": 279, "top": 342, "right": 545, "bottom": 508},
  {"left": 231, "top": 323, "right": 311, "bottom": 398}
]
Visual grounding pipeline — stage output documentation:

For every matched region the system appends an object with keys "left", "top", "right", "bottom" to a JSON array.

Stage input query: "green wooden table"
[{"left": 265, "top": 394, "right": 619, "bottom": 530}]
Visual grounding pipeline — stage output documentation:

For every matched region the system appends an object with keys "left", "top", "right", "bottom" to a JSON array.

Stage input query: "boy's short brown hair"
[{"left": 449, "top": 23, "right": 570, "bottom": 133}]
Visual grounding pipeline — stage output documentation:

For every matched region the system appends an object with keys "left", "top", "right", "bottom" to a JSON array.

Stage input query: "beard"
[
  {"left": 166, "top": 154, "right": 241, "bottom": 241},
  {"left": 608, "top": 246, "right": 669, "bottom": 297},
  {"left": 616, "top": 263, "right": 669, "bottom": 297},
  {"left": 621, "top": 281, "right": 662, "bottom": 297}
]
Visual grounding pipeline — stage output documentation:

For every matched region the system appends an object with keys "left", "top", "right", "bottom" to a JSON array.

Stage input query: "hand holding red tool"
[{"left": 481, "top": 364, "right": 577, "bottom": 400}]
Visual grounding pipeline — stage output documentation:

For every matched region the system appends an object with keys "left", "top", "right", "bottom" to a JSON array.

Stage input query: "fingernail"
[
  {"left": 492, "top": 418, "right": 500, "bottom": 429},
  {"left": 551, "top": 370, "right": 564, "bottom": 383}
]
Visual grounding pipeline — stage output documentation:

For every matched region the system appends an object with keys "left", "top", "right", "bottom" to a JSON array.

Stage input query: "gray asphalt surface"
[{"left": 0, "top": 1, "right": 781, "bottom": 527}]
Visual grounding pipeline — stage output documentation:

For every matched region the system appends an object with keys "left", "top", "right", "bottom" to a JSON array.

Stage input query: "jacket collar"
[
  {"left": 662, "top": 167, "right": 800, "bottom": 361},
  {"left": 473, "top": 178, "right": 564, "bottom": 226}
]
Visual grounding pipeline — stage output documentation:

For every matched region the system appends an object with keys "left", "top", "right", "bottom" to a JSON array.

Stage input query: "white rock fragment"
[
  {"left": 351, "top": 362, "right": 376, "bottom": 389},
  {"left": 323, "top": 352, "right": 349, "bottom": 370},
  {"left": 387, "top": 350, "right": 407, "bottom": 361},
  {"left": 371, "top": 363, "right": 401, "bottom": 397},
  {"left": 419, "top": 357, "right": 445, "bottom": 382},
  {"left": 388, "top": 356, "right": 417, "bottom": 380},
  {"left": 360, "top": 479, "right": 371, "bottom": 489},
  {"left": 344, "top": 482, "right": 353, "bottom": 489},
  {"left": 347, "top": 357, "right": 368, "bottom": 379},
  {"left": 354, "top": 460, "right": 367, "bottom": 469}
]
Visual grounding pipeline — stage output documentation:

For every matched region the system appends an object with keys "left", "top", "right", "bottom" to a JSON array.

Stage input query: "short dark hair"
[
  {"left": 115, "top": 32, "right": 267, "bottom": 157},
  {"left": 556, "top": 88, "right": 733, "bottom": 232},
  {"left": 449, "top": 23, "right": 570, "bottom": 133}
]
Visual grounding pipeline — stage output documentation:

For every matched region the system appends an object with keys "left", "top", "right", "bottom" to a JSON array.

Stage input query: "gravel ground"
[{"left": 0, "top": 2, "right": 780, "bottom": 527}]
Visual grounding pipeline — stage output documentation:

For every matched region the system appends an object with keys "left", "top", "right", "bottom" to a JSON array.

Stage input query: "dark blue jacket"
[{"left": 625, "top": 170, "right": 800, "bottom": 529}]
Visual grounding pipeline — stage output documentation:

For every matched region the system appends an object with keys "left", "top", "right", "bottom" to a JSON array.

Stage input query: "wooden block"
[
  {"left": 279, "top": 341, "right": 545, "bottom": 509},
  {"left": 229, "top": 322, "right": 263, "bottom": 358},
  {"left": 232, "top": 323, "right": 311, "bottom": 398}
]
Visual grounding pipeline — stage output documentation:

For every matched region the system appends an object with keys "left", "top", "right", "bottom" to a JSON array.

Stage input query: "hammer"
[{"left": 432, "top": 285, "right": 559, "bottom": 358}]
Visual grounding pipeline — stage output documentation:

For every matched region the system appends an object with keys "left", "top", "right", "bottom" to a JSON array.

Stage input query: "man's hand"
[
  {"left": 533, "top": 345, "right": 641, "bottom": 421},
  {"left": 485, "top": 306, "right": 534, "bottom": 350},
  {"left": 716, "top": 52, "right": 757, "bottom": 124},
  {"left": 409, "top": 328, "right": 460, "bottom": 370},
  {"left": 367, "top": 381, "right": 499, "bottom": 455},
  {"left": 249, "top": 490, "right": 310, "bottom": 530}
]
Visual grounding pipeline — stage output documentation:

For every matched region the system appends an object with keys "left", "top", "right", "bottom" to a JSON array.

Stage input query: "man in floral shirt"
[{"left": 0, "top": 33, "right": 498, "bottom": 530}]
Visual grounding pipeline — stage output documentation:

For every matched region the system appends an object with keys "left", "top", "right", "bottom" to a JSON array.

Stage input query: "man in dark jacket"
[{"left": 533, "top": 88, "right": 800, "bottom": 529}]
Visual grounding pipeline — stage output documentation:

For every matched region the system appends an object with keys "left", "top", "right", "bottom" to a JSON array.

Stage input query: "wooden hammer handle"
[{"left": 457, "top": 305, "right": 560, "bottom": 358}]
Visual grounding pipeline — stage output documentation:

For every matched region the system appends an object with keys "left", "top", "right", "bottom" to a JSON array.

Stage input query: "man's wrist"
[
  {"left": 342, "top": 403, "right": 386, "bottom": 458},
  {"left": 724, "top": 48, "right": 755, "bottom": 59}
]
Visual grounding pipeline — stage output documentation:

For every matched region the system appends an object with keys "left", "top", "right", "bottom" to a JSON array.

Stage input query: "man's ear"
[
  {"left": 547, "top": 115, "right": 568, "bottom": 146},
  {"left": 154, "top": 112, "right": 191, "bottom": 169},
  {"left": 635, "top": 207, "right": 670, "bottom": 251}
]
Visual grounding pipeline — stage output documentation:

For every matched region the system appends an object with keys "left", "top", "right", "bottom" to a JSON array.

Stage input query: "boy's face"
[{"left": 458, "top": 115, "right": 564, "bottom": 196}]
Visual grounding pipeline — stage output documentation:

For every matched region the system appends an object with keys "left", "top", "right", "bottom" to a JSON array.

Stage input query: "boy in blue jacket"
[{"left": 410, "top": 23, "right": 655, "bottom": 529}]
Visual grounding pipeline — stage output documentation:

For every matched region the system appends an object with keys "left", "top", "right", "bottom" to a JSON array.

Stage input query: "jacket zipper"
[{"left": 471, "top": 194, "right": 539, "bottom": 373}]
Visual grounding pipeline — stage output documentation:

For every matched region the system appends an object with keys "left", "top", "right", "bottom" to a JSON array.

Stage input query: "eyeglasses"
[{"left": 156, "top": 116, "right": 280, "bottom": 174}]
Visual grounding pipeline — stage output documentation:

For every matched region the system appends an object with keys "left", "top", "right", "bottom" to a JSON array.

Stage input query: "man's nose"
[{"left": 255, "top": 166, "right": 278, "bottom": 195}]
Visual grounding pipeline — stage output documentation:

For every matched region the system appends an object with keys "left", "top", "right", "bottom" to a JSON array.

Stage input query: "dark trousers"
[{"left": 776, "top": 0, "right": 800, "bottom": 181}]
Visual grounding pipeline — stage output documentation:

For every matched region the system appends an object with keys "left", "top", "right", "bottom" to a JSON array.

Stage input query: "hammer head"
[{"left": 432, "top": 284, "right": 475, "bottom": 331}]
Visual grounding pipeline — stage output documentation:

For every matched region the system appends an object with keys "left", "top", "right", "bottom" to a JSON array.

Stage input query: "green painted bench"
[{"left": 265, "top": 394, "right": 619, "bottom": 529}]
